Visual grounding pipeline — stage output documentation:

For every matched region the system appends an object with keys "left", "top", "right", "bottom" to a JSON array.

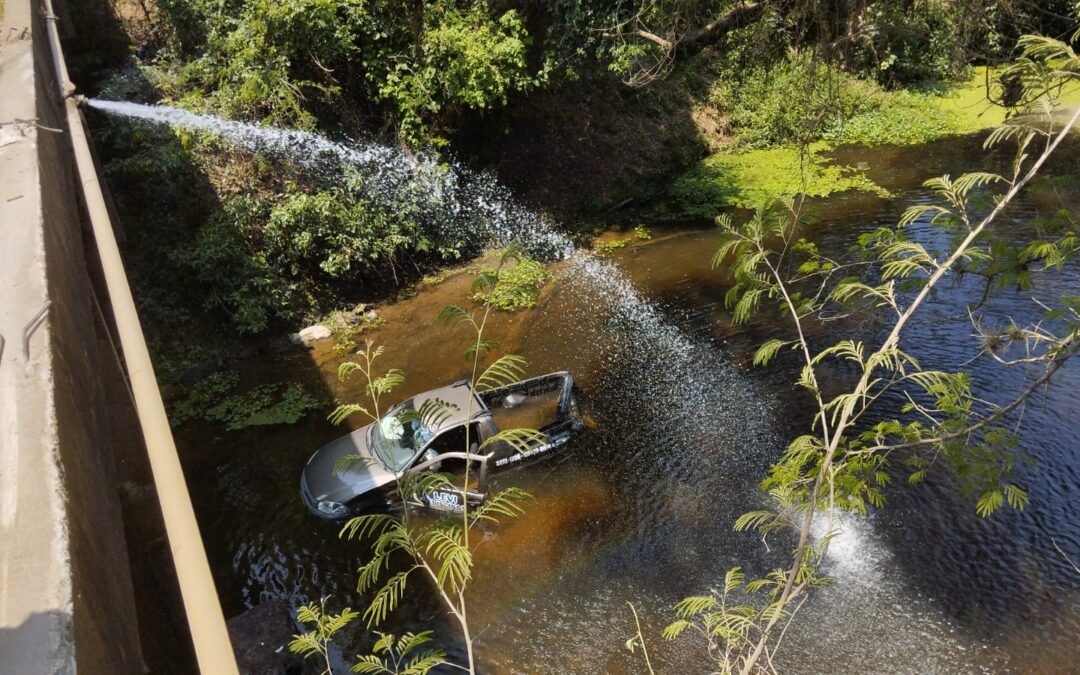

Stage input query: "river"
[{"left": 177, "top": 132, "right": 1080, "bottom": 673}]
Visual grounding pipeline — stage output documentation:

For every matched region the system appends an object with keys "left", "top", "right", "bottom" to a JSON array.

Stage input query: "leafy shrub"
[
  {"left": 709, "top": 55, "right": 879, "bottom": 148},
  {"left": 184, "top": 182, "right": 449, "bottom": 333},
  {"left": 161, "top": 0, "right": 369, "bottom": 128},
  {"left": 848, "top": 1, "right": 965, "bottom": 85},
  {"left": 156, "top": 0, "right": 545, "bottom": 142},
  {"left": 387, "top": 5, "right": 540, "bottom": 143}
]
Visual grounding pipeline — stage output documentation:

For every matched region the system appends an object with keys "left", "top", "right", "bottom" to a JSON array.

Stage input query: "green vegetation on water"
[
  {"left": 472, "top": 256, "right": 551, "bottom": 311},
  {"left": 828, "top": 67, "right": 1080, "bottom": 146},
  {"left": 173, "top": 371, "right": 322, "bottom": 430},
  {"left": 671, "top": 144, "right": 889, "bottom": 214},
  {"left": 669, "top": 64, "right": 1080, "bottom": 218}
]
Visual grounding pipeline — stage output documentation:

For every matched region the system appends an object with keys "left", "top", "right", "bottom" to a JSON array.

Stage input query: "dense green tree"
[{"left": 154, "top": 0, "right": 543, "bottom": 141}]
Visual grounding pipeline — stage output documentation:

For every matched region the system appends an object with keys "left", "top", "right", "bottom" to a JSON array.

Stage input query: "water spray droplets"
[{"left": 86, "top": 99, "right": 573, "bottom": 259}]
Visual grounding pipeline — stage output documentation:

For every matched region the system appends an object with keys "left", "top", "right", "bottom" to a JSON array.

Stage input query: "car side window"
[{"left": 426, "top": 424, "right": 472, "bottom": 456}]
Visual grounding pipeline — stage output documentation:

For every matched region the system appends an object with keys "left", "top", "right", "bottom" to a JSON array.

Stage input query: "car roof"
[{"left": 408, "top": 380, "right": 488, "bottom": 433}]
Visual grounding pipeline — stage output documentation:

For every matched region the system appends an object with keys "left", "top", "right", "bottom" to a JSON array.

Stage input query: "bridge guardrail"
[{"left": 39, "top": 0, "right": 240, "bottom": 671}]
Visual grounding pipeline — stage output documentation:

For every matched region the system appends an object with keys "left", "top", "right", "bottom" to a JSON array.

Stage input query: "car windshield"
[{"left": 371, "top": 402, "right": 434, "bottom": 472}]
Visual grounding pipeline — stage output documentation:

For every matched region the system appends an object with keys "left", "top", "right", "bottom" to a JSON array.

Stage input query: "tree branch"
[
  {"left": 739, "top": 104, "right": 1080, "bottom": 675},
  {"left": 600, "top": 1, "right": 766, "bottom": 58},
  {"left": 600, "top": 28, "right": 673, "bottom": 51},
  {"left": 681, "top": 1, "right": 766, "bottom": 53}
]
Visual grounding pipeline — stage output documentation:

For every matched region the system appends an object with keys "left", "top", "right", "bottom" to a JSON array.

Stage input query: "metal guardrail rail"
[{"left": 39, "top": 1, "right": 240, "bottom": 671}]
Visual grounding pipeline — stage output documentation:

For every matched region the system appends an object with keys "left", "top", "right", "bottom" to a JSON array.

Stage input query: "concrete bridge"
[{"left": 1, "top": 0, "right": 239, "bottom": 671}]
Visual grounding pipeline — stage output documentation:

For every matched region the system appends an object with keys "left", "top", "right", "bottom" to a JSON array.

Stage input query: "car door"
[{"left": 406, "top": 422, "right": 489, "bottom": 512}]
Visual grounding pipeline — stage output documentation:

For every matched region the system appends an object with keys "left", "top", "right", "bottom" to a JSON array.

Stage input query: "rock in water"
[{"left": 290, "top": 324, "right": 332, "bottom": 345}]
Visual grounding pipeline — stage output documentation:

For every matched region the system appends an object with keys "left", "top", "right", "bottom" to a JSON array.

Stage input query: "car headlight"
[{"left": 317, "top": 500, "right": 347, "bottom": 517}]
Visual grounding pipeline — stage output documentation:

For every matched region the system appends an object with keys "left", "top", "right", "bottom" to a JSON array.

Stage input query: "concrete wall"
[{"left": 0, "top": 0, "right": 144, "bottom": 671}]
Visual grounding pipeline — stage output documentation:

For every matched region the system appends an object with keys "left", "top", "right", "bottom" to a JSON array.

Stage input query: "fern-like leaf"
[
  {"left": 476, "top": 354, "right": 527, "bottom": 391},
  {"left": 364, "top": 570, "right": 410, "bottom": 626},
  {"left": 438, "top": 305, "right": 473, "bottom": 326},
  {"left": 329, "top": 403, "right": 372, "bottom": 425},
  {"left": 478, "top": 427, "right": 546, "bottom": 455}
]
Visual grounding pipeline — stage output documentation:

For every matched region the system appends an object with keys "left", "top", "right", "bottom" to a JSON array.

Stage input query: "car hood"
[{"left": 302, "top": 426, "right": 399, "bottom": 503}]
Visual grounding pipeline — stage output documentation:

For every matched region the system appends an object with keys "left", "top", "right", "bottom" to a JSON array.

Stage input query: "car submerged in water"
[{"left": 301, "top": 372, "right": 583, "bottom": 519}]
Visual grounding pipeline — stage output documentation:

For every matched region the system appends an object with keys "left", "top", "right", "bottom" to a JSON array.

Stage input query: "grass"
[
  {"left": 669, "top": 65, "right": 1080, "bottom": 219},
  {"left": 827, "top": 66, "right": 1080, "bottom": 146}
]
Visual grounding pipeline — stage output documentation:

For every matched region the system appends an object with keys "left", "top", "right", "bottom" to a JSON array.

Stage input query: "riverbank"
[{"left": 662, "top": 67, "right": 1080, "bottom": 219}]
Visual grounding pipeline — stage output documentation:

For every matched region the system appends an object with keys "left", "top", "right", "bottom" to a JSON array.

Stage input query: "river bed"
[{"left": 177, "top": 133, "right": 1080, "bottom": 673}]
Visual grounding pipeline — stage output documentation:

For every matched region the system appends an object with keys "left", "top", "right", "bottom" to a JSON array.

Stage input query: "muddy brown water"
[{"left": 178, "top": 134, "right": 1080, "bottom": 673}]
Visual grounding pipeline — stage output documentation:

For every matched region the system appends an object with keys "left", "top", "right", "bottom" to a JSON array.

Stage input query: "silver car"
[{"left": 301, "top": 372, "right": 582, "bottom": 519}]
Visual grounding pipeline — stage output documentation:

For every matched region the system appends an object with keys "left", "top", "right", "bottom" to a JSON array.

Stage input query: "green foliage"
[
  {"left": 660, "top": 565, "right": 828, "bottom": 673},
  {"left": 172, "top": 371, "right": 322, "bottom": 430},
  {"left": 386, "top": 5, "right": 539, "bottom": 143},
  {"left": 187, "top": 184, "right": 439, "bottom": 333},
  {"left": 290, "top": 600, "right": 445, "bottom": 674},
  {"left": 634, "top": 225, "right": 652, "bottom": 240},
  {"left": 593, "top": 237, "right": 631, "bottom": 254},
  {"left": 710, "top": 54, "right": 879, "bottom": 149},
  {"left": 156, "top": 0, "right": 547, "bottom": 143},
  {"left": 170, "top": 0, "right": 367, "bottom": 128},
  {"left": 846, "top": 0, "right": 965, "bottom": 85},
  {"left": 289, "top": 596, "right": 359, "bottom": 674},
  {"left": 96, "top": 113, "right": 472, "bottom": 337},
  {"left": 672, "top": 145, "right": 888, "bottom": 215},
  {"left": 331, "top": 341, "right": 403, "bottom": 425},
  {"left": 471, "top": 257, "right": 550, "bottom": 311},
  {"left": 475, "top": 354, "right": 527, "bottom": 391},
  {"left": 352, "top": 631, "right": 446, "bottom": 675}
]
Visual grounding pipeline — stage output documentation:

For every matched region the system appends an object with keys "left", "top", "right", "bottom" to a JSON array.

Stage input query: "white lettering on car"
[
  {"left": 494, "top": 434, "right": 570, "bottom": 468},
  {"left": 425, "top": 490, "right": 464, "bottom": 511}
]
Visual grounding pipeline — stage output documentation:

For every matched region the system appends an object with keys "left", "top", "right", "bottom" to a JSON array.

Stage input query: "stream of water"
[
  {"left": 86, "top": 99, "right": 572, "bottom": 258},
  {"left": 91, "top": 101, "right": 1080, "bottom": 673}
]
